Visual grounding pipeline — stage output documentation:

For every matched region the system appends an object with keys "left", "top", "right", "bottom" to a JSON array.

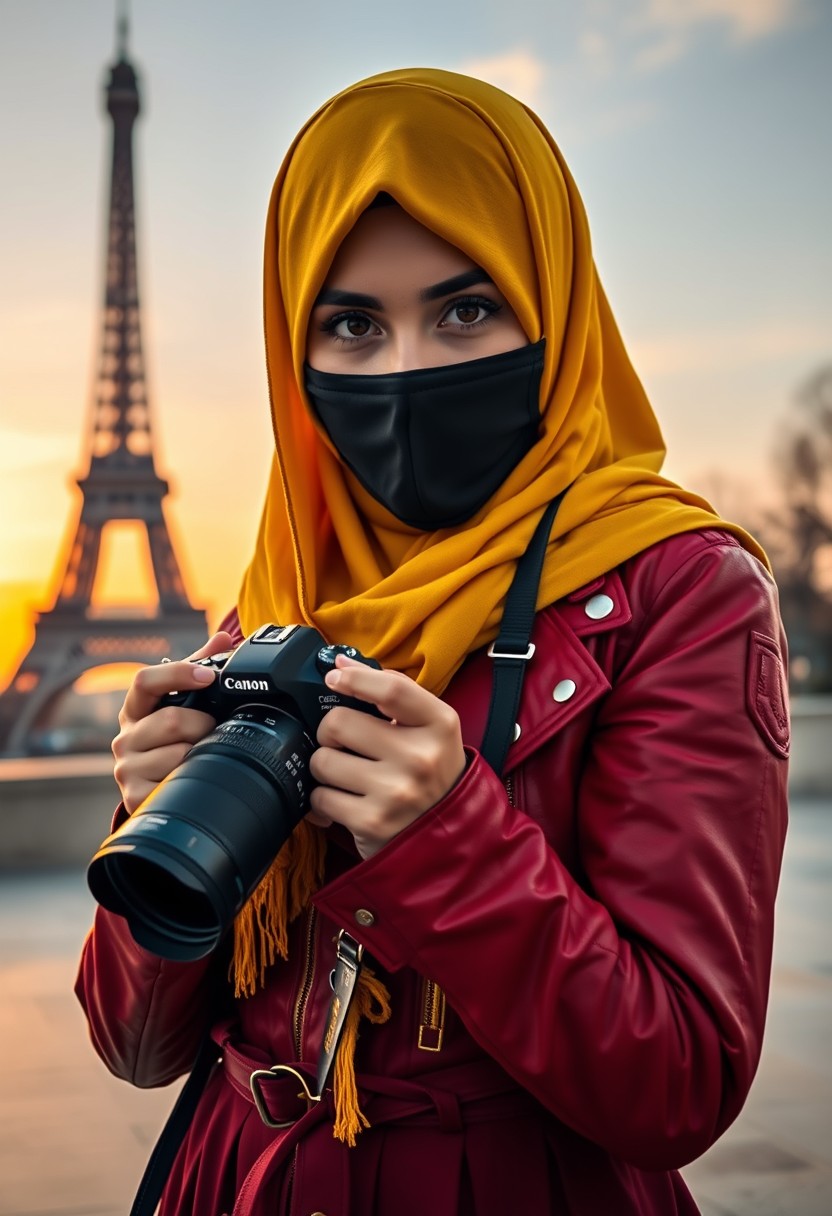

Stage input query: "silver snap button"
[
  {"left": 513, "top": 722, "right": 522, "bottom": 742},
  {"left": 553, "top": 679, "right": 577, "bottom": 702},
  {"left": 354, "top": 908, "right": 375, "bottom": 928},
  {"left": 585, "top": 594, "right": 614, "bottom": 620}
]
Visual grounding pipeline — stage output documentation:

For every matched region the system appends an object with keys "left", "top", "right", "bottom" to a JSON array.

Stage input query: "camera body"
[
  {"left": 166, "top": 621, "right": 382, "bottom": 731},
  {"left": 87, "top": 625, "right": 381, "bottom": 962}
]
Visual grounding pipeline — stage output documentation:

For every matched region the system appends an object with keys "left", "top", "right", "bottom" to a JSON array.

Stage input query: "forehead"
[{"left": 321, "top": 205, "right": 476, "bottom": 286}]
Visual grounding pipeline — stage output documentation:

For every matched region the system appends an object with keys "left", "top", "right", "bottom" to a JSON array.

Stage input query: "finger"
[
  {"left": 310, "top": 743, "right": 374, "bottom": 795},
  {"left": 308, "top": 784, "right": 394, "bottom": 861},
  {"left": 121, "top": 662, "right": 215, "bottom": 725},
  {"left": 309, "top": 782, "right": 366, "bottom": 826},
  {"left": 325, "top": 657, "right": 439, "bottom": 728},
  {"left": 115, "top": 740, "right": 195, "bottom": 814},
  {"left": 120, "top": 632, "right": 230, "bottom": 724},
  {"left": 120, "top": 778, "right": 159, "bottom": 817},
  {"left": 187, "top": 631, "right": 235, "bottom": 661},
  {"left": 113, "top": 705, "right": 217, "bottom": 759},
  {"left": 316, "top": 706, "right": 396, "bottom": 760}
]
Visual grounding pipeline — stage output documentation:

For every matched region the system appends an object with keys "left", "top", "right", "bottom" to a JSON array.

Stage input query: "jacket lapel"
[{"left": 445, "top": 572, "right": 632, "bottom": 773}]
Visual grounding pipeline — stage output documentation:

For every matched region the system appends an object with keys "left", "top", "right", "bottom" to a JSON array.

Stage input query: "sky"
[{"left": 0, "top": 0, "right": 830, "bottom": 693}]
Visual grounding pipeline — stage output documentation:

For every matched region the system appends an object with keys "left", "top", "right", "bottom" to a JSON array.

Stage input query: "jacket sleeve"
[
  {"left": 75, "top": 902, "right": 220, "bottom": 1088},
  {"left": 75, "top": 612, "right": 245, "bottom": 1087},
  {"left": 313, "top": 536, "right": 789, "bottom": 1169}
]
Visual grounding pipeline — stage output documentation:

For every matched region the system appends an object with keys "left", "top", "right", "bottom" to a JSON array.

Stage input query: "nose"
[{"left": 386, "top": 332, "right": 453, "bottom": 374}]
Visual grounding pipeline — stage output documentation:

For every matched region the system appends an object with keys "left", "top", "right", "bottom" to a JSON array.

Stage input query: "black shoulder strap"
[
  {"left": 130, "top": 1034, "right": 219, "bottom": 1216},
  {"left": 479, "top": 493, "right": 565, "bottom": 777}
]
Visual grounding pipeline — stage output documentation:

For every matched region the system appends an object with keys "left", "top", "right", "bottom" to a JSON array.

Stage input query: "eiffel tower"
[{"left": 0, "top": 16, "right": 207, "bottom": 756}]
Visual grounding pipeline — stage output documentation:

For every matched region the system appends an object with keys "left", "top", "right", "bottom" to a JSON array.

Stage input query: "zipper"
[
  {"left": 418, "top": 976, "right": 446, "bottom": 1052},
  {"left": 285, "top": 906, "right": 318, "bottom": 1211},
  {"left": 505, "top": 774, "right": 515, "bottom": 806},
  {"left": 292, "top": 906, "right": 318, "bottom": 1060}
]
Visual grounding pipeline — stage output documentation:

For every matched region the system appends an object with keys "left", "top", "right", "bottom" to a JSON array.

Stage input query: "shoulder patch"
[{"left": 746, "top": 631, "right": 790, "bottom": 758}]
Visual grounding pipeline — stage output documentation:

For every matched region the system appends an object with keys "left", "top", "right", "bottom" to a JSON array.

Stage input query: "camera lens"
[{"left": 87, "top": 706, "right": 314, "bottom": 961}]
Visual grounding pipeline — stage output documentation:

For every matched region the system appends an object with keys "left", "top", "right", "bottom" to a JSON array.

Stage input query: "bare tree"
[{"left": 762, "top": 365, "right": 832, "bottom": 692}]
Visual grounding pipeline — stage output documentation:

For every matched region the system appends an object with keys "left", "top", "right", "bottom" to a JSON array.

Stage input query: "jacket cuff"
[
  {"left": 312, "top": 748, "right": 515, "bottom": 972},
  {"left": 111, "top": 801, "right": 130, "bottom": 832}
]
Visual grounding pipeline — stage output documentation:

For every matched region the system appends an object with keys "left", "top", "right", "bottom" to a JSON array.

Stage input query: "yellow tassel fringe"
[
  {"left": 230, "top": 822, "right": 393, "bottom": 1148},
  {"left": 231, "top": 821, "right": 326, "bottom": 998},
  {"left": 332, "top": 966, "right": 392, "bottom": 1146}
]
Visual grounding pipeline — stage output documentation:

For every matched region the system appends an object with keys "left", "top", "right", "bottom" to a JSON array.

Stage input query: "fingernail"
[
  {"left": 193, "top": 666, "right": 215, "bottom": 683},
  {"left": 325, "top": 670, "right": 341, "bottom": 688}
]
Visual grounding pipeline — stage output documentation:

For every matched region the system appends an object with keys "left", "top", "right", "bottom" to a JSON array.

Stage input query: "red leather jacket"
[{"left": 76, "top": 529, "right": 789, "bottom": 1215}]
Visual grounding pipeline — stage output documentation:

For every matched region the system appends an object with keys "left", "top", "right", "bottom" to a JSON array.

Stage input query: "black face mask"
[{"left": 304, "top": 339, "right": 545, "bottom": 530}]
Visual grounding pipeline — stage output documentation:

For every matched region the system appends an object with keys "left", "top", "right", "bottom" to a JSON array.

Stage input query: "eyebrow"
[
  {"left": 313, "top": 268, "right": 495, "bottom": 311},
  {"left": 314, "top": 288, "right": 383, "bottom": 310},
  {"left": 420, "top": 268, "right": 495, "bottom": 302}
]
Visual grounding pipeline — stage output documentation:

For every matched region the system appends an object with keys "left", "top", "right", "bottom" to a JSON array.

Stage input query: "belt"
[{"left": 214, "top": 1026, "right": 538, "bottom": 1216}]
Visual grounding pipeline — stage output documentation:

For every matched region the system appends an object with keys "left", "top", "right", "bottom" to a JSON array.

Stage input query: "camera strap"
[
  {"left": 316, "top": 929, "right": 364, "bottom": 1096},
  {"left": 480, "top": 491, "right": 567, "bottom": 778},
  {"left": 129, "top": 1032, "right": 220, "bottom": 1216}
]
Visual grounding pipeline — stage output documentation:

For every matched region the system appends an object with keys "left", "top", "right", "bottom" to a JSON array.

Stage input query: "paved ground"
[{"left": 0, "top": 798, "right": 830, "bottom": 1216}]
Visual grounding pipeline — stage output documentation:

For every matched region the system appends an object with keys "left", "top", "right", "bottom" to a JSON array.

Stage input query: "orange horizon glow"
[{"left": 0, "top": 513, "right": 223, "bottom": 695}]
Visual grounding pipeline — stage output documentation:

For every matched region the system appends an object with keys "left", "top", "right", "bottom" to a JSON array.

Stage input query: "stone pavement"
[{"left": 0, "top": 799, "right": 830, "bottom": 1216}]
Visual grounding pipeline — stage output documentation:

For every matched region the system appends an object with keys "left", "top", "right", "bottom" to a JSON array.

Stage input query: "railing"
[{"left": 789, "top": 696, "right": 832, "bottom": 797}]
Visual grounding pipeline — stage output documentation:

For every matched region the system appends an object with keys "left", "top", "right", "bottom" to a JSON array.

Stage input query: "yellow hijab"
[{"left": 239, "top": 67, "right": 766, "bottom": 694}]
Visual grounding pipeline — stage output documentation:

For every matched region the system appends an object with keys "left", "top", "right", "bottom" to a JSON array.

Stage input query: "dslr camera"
[{"left": 87, "top": 624, "right": 381, "bottom": 962}]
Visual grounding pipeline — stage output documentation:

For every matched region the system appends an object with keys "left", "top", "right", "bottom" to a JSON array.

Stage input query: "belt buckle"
[{"left": 249, "top": 1063, "right": 321, "bottom": 1129}]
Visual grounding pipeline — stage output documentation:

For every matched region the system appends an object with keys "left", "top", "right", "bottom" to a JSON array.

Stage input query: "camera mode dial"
[
  {"left": 315, "top": 643, "right": 361, "bottom": 675},
  {"left": 197, "top": 653, "right": 232, "bottom": 670}
]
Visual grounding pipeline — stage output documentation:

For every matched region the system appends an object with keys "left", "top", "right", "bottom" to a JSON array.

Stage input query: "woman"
[{"left": 76, "top": 68, "right": 789, "bottom": 1215}]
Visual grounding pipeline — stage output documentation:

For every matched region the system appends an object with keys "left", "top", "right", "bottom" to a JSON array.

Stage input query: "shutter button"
[
  {"left": 354, "top": 908, "right": 375, "bottom": 928},
  {"left": 584, "top": 594, "right": 614, "bottom": 620}
]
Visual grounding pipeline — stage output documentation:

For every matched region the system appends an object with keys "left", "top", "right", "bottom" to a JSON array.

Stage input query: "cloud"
[
  {"left": 457, "top": 50, "right": 546, "bottom": 109},
  {"left": 638, "top": 0, "right": 807, "bottom": 42},
  {"left": 577, "top": 0, "right": 813, "bottom": 78},
  {"left": 630, "top": 0, "right": 812, "bottom": 71}
]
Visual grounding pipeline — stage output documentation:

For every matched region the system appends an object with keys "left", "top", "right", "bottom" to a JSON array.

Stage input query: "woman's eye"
[
  {"left": 321, "top": 312, "right": 378, "bottom": 341},
  {"left": 440, "top": 296, "right": 501, "bottom": 329},
  {"left": 453, "top": 302, "right": 482, "bottom": 324},
  {"left": 342, "top": 315, "right": 372, "bottom": 338}
]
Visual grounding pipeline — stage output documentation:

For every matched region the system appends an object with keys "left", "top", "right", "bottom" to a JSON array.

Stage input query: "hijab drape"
[{"left": 239, "top": 67, "right": 766, "bottom": 693}]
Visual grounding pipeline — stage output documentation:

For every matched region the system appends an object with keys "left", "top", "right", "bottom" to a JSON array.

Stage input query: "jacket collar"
[{"left": 445, "top": 571, "right": 631, "bottom": 773}]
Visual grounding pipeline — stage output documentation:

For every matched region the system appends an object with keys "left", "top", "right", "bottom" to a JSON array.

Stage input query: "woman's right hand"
[{"left": 112, "top": 632, "right": 235, "bottom": 814}]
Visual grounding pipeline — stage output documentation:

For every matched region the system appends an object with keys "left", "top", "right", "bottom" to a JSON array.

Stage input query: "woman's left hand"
[{"left": 308, "top": 654, "right": 466, "bottom": 860}]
